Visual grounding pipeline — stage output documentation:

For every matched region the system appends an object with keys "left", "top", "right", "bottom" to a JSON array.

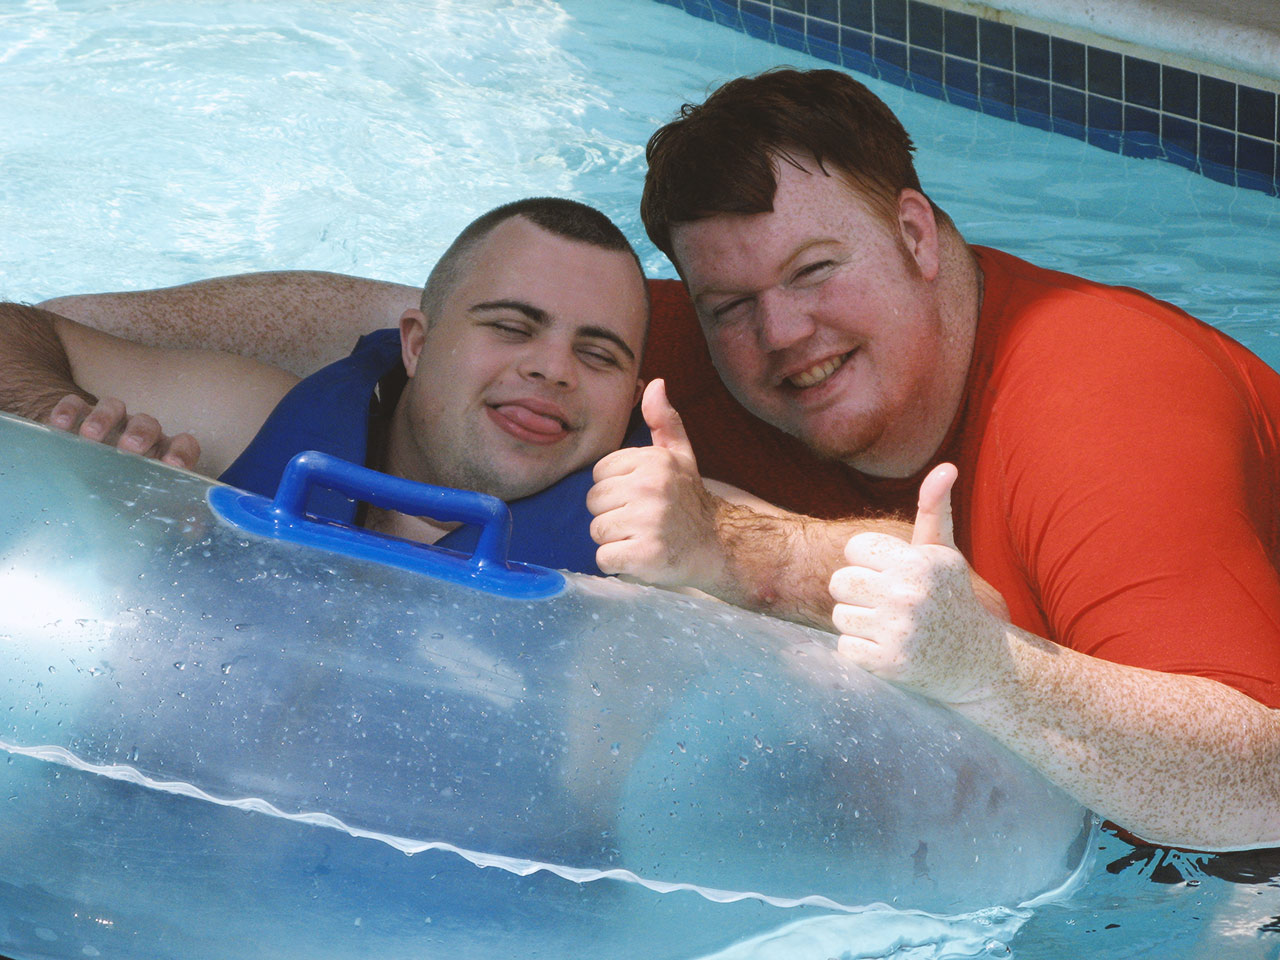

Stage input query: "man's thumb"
[
  {"left": 912, "top": 462, "right": 957, "bottom": 547},
  {"left": 641, "top": 379, "right": 695, "bottom": 462}
]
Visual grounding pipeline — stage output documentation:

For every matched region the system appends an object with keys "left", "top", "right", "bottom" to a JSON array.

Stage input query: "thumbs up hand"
[
  {"left": 829, "top": 463, "right": 1006, "bottom": 706},
  {"left": 588, "top": 379, "right": 727, "bottom": 592}
]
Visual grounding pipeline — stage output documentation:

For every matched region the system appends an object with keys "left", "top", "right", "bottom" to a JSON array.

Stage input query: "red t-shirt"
[{"left": 643, "top": 248, "right": 1280, "bottom": 708}]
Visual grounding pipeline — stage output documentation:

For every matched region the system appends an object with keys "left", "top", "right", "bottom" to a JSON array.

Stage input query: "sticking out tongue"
[{"left": 489, "top": 403, "right": 569, "bottom": 444}]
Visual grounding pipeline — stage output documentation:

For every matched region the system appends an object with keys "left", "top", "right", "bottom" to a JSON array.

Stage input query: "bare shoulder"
[{"left": 40, "top": 270, "right": 420, "bottom": 376}]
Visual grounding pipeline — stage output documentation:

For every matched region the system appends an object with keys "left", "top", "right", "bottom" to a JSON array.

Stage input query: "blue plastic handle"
[
  {"left": 208, "top": 451, "right": 565, "bottom": 599},
  {"left": 273, "top": 452, "right": 515, "bottom": 570}
]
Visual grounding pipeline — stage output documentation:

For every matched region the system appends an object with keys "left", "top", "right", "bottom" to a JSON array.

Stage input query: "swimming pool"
[{"left": 1, "top": 1, "right": 1278, "bottom": 957}]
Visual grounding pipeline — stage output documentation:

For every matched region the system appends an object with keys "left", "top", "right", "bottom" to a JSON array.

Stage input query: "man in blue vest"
[{"left": 0, "top": 198, "right": 649, "bottom": 574}]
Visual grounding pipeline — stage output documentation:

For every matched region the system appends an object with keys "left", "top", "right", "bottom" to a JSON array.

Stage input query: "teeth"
[{"left": 789, "top": 353, "right": 848, "bottom": 388}]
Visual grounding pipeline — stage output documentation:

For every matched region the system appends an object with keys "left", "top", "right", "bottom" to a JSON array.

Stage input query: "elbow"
[{"left": 1129, "top": 706, "right": 1280, "bottom": 852}]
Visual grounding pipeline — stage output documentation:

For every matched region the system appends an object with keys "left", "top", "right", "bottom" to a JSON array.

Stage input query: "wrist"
[
  {"left": 950, "top": 623, "right": 1058, "bottom": 722},
  {"left": 714, "top": 504, "right": 839, "bottom": 630}
]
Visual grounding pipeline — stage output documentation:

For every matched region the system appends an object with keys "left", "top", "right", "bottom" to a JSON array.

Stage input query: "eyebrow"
[{"left": 471, "top": 299, "right": 637, "bottom": 363}]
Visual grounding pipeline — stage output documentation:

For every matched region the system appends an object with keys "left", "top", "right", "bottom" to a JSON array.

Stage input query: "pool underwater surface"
[{"left": 1, "top": 0, "right": 1279, "bottom": 958}]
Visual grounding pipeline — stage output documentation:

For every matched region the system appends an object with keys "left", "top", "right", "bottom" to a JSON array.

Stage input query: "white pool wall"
[
  {"left": 656, "top": 0, "right": 1279, "bottom": 196},
  {"left": 949, "top": 0, "right": 1279, "bottom": 87}
]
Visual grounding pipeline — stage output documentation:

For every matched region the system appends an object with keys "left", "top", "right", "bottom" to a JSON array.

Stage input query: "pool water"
[{"left": 1, "top": 1, "right": 1278, "bottom": 958}]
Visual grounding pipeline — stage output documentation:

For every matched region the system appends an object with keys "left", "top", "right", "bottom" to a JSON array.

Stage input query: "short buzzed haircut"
[{"left": 421, "top": 197, "right": 647, "bottom": 322}]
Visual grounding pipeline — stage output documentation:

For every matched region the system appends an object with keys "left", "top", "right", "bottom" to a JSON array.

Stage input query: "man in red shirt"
[{"left": 588, "top": 68, "right": 1280, "bottom": 850}]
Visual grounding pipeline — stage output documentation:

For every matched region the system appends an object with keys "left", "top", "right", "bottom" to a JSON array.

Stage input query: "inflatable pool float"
[{"left": 0, "top": 412, "right": 1093, "bottom": 959}]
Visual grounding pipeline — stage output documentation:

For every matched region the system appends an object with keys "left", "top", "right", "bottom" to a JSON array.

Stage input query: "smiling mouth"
[{"left": 787, "top": 351, "right": 853, "bottom": 389}]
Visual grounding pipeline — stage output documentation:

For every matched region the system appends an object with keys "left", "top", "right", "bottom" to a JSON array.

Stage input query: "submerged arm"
[{"left": 39, "top": 270, "right": 420, "bottom": 375}]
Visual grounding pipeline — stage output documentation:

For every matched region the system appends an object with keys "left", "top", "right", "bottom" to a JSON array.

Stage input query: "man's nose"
[
  {"left": 517, "top": 344, "right": 576, "bottom": 388},
  {"left": 756, "top": 288, "right": 815, "bottom": 352}
]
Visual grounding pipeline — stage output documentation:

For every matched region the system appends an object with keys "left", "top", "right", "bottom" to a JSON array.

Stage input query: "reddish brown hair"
[{"left": 641, "top": 68, "right": 941, "bottom": 261}]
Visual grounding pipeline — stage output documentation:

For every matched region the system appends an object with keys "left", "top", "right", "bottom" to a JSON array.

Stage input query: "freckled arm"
[
  {"left": 961, "top": 627, "right": 1280, "bottom": 850},
  {"left": 832, "top": 464, "right": 1280, "bottom": 850},
  {"left": 709, "top": 477, "right": 1009, "bottom": 627},
  {"left": 709, "top": 497, "right": 914, "bottom": 630}
]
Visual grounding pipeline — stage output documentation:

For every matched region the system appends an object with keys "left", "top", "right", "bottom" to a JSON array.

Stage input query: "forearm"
[
  {"left": 709, "top": 503, "right": 912, "bottom": 631},
  {"left": 962, "top": 625, "right": 1280, "bottom": 850},
  {"left": 0, "top": 303, "right": 94, "bottom": 420},
  {"left": 39, "top": 270, "right": 420, "bottom": 375}
]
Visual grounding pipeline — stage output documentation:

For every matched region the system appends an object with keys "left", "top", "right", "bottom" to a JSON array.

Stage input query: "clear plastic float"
[{"left": 0, "top": 412, "right": 1093, "bottom": 959}]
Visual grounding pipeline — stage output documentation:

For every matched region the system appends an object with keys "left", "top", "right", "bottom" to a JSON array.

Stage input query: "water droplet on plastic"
[
  {"left": 676, "top": 741, "right": 686, "bottom": 753},
  {"left": 609, "top": 742, "right": 620, "bottom": 756}
]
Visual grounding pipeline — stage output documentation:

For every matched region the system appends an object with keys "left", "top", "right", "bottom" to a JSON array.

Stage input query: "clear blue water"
[{"left": 0, "top": 1, "right": 1278, "bottom": 958}]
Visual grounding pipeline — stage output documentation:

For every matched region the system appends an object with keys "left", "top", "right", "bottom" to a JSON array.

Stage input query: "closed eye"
[
  {"left": 793, "top": 260, "right": 836, "bottom": 283},
  {"left": 710, "top": 296, "right": 752, "bottom": 322},
  {"left": 485, "top": 319, "right": 534, "bottom": 339},
  {"left": 576, "top": 343, "right": 622, "bottom": 369}
]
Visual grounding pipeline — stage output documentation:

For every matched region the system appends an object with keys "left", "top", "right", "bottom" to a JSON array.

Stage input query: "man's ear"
[
  {"left": 399, "top": 308, "right": 429, "bottom": 377},
  {"left": 632, "top": 377, "right": 646, "bottom": 408},
  {"left": 897, "top": 189, "right": 940, "bottom": 282}
]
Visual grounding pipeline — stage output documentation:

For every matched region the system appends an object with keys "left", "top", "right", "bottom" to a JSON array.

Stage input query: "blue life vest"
[{"left": 219, "top": 328, "right": 648, "bottom": 576}]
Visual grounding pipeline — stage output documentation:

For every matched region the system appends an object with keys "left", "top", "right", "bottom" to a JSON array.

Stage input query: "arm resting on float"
[
  {"left": 0, "top": 302, "right": 298, "bottom": 476},
  {"left": 589, "top": 379, "right": 916, "bottom": 629},
  {"left": 589, "top": 379, "right": 1005, "bottom": 629},
  {"left": 607, "top": 473, "right": 1006, "bottom": 631},
  {"left": 39, "top": 270, "right": 421, "bottom": 376},
  {"left": 831, "top": 464, "right": 1280, "bottom": 850},
  {"left": 712, "top": 499, "right": 1016, "bottom": 630},
  {"left": 961, "top": 626, "right": 1280, "bottom": 850},
  {"left": 709, "top": 495, "right": 914, "bottom": 630}
]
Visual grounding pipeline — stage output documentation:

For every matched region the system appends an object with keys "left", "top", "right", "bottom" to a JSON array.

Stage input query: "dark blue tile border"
[{"left": 648, "top": 0, "right": 1280, "bottom": 198}]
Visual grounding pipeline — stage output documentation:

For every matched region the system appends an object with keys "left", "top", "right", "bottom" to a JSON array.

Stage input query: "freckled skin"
[
  {"left": 670, "top": 156, "right": 976, "bottom": 479},
  {"left": 593, "top": 144, "right": 1280, "bottom": 849},
  {"left": 831, "top": 464, "right": 1280, "bottom": 849},
  {"left": 589, "top": 157, "right": 997, "bottom": 623}
]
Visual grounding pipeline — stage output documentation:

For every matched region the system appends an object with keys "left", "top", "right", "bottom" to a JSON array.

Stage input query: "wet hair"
[
  {"left": 421, "top": 197, "right": 648, "bottom": 323},
  {"left": 641, "top": 68, "right": 949, "bottom": 262}
]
